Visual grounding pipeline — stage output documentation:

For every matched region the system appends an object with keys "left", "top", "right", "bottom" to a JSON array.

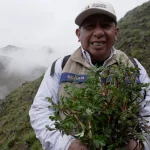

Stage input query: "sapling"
[{"left": 47, "top": 61, "right": 150, "bottom": 150}]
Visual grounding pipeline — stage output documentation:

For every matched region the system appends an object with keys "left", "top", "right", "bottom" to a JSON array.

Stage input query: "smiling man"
[
  {"left": 29, "top": 1, "right": 150, "bottom": 150},
  {"left": 76, "top": 13, "right": 118, "bottom": 63}
]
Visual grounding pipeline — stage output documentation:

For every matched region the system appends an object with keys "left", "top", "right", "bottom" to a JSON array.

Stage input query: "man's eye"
[
  {"left": 84, "top": 24, "right": 95, "bottom": 29},
  {"left": 102, "top": 24, "right": 111, "bottom": 28}
]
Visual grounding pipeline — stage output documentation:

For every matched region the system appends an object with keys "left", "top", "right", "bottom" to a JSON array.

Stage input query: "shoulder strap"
[
  {"left": 50, "top": 55, "right": 71, "bottom": 76},
  {"left": 128, "top": 57, "right": 138, "bottom": 69},
  {"left": 50, "top": 58, "right": 59, "bottom": 76},
  {"left": 129, "top": 57, "right": 140, "bottom": 80},
  {"left": 61, "top": 55, "right": 71, "bottom": 70}
]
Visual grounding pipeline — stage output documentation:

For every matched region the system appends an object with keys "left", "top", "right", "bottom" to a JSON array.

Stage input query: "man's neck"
[{"left": 92, "top": 61, "right": 104, "bottom": 67}]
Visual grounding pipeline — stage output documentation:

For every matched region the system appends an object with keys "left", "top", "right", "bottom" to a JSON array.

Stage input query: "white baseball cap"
[{"left": 75, "top": 1, "right": 117, "bottom": 26}]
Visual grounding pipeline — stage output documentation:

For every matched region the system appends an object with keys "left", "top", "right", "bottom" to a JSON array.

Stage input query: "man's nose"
[{"left": 93, "top": 25, "right": 104, "bottom": 38}]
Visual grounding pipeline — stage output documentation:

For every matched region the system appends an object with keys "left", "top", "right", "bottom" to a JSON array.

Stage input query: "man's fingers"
[{"left": 68, "top": 139, "right": 88, "bottom": 150}]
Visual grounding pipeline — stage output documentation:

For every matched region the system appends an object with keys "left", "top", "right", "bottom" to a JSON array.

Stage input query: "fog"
[
  {"left": 0, "top": 45, "right": 69, "bottom": 99},
  {"left": 0, "top": 0, "right": 149, "bottom": 49},
  {"left": 0, "top": 0, "right": 149, "bottom": 99}
]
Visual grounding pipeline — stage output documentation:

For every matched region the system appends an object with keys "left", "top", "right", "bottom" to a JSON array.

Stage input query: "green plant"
[
  {"left": 24, "top": 131, "right": 37, "bottom": 145},
  {"left": 30, "top": 141, "right": 43, "bottom": 150},
  {"left": 47, "top": 61, "right": 150, "bottom": 150},
  {"left": 7, "top": 135, "right": 18, "bottom": 148},
  {"left": 0, "top": 76, "right": 43, "bottom": 150}
]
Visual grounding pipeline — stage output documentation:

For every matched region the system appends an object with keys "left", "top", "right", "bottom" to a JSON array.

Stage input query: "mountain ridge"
[{"left": 115, "top": 1, "right": 150, "bottom": 75}]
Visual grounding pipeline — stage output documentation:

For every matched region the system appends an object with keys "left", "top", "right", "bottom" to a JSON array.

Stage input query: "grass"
[
  {"left": 115, "top": 1, "right": 150, "bottom": 75},
  {"left": 0, "top": 76, "right": 43, "bottom": 150}
]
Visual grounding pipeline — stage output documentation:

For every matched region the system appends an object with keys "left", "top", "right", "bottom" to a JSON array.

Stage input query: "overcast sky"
[{"left": 0, "top": 0, "right": 149, "bottom": 55}]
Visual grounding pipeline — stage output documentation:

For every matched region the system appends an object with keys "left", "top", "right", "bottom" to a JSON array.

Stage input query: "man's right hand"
[
  {"left": 68, "top": 139, "right": 88, "bottom": 150},
  {"left": 121, "top": 140, "right": 142, "bottom": 150}
]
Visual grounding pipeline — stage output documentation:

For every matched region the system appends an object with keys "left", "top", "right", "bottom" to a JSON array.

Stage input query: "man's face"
[{"left": 76, "top": 14, "right": 119, "bottom": 62}]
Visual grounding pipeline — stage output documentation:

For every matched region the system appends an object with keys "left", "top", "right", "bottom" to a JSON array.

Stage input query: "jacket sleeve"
[
  {"left": 29, "top": 57, "right": 75, "bottom": 150},
  {"left": 135, "top": 59, "right": 150, "bottom": 149}
]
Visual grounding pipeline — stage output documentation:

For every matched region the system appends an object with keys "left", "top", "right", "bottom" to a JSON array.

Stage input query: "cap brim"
[{"left": 75, "top": 8, "right": 116, "bottom": 26}]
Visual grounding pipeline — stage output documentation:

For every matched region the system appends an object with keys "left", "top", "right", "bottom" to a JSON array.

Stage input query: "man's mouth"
[{"left": 91, "top": 42, "right": 105, "bottom": 46}]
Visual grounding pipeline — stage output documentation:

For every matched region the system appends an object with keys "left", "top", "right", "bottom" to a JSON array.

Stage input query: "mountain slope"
[
  {"left": 0, "top": 76, "right": 43, "bottom": 150},
  {"left": 115, "top": 1, "right": 150, "bottom": 75}
]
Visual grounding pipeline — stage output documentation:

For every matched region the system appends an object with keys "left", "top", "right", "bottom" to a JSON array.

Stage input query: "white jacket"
[{"left": 29, "top": 49, "right": 150, "bottom": 150}]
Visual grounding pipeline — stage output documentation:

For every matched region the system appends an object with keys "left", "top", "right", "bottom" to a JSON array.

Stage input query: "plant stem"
[{"left": 88, "top": 121, "right": 92, "bottom": 139}]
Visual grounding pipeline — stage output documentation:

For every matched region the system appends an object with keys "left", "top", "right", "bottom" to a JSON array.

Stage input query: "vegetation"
[
  {"left": 47, "top": 63, "right": 149, "bottom": 150},
  {"left": 0, "top": 1, "right": 150, "bottom": 149},
  {"left": 115, "top": 1, "right": 150, "bottom": 75},
  {"left": 0, "top": 76, "right": 43, "bottom": 150}
]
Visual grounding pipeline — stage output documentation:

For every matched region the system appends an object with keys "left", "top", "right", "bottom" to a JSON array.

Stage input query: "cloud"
[
  {"left": 0, "top": 45, "right": 59, "bottom": 99},
  {"left": 0, "top": 0, "right": 149, "bottom": 99},
  {"left": 0, "top": 0, "right": 148, "bottom": 50}
]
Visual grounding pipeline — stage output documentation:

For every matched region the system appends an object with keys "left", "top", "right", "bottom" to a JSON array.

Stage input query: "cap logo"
[
  {"left": 84, "top": 3, "right": 106, "bottom": 10},
  {"left": 92, "top": 3, "right": 106, "bottom": 8}
]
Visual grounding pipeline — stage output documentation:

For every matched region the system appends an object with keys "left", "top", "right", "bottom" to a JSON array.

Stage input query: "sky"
[
  {"left": 0, "top": 0, "right": 149, "bottom": 55},
  {"left": 0, "top": 0, "right": 149, "bottom": 99}
]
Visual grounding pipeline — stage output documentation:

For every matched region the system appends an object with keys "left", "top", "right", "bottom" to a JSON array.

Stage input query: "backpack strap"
[
  {"left": 128, "top": 57, "right": 138, "bottom": 69},
  {"left": 50, "top": 55, "right": 71, "bottom": 76},
  {"left": 129, "top": 57, "right": 140, "bottom": 81},
  {"left": 61, "top": 55, "right": 71, "bottom": 70},
  {"left": 50, "top": 58, "right": 59, "bottom": 76}
]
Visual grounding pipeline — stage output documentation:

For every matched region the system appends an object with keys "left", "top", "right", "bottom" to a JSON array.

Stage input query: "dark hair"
[{"left": 79, "top": 20, "right": 117, "bottom": 29}]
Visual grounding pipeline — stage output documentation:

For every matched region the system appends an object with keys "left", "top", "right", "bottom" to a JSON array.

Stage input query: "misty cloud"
[
  {"left": 0, "top": 0, "right": 149, "bottom": 99},
  {"left": 0, "top": 45, "right": 63, "bottom": 99}
]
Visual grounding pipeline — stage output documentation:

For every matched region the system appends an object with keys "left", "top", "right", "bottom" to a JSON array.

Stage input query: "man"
[{"left": 29, "top": 1, "right": 150, "bottom": 149}]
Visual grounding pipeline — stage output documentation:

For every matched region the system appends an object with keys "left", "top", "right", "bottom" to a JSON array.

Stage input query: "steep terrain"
[
  {"left": 0, "top": 77, "right": 43, "bottom": 150},
  {"left": 115, "top": 1, "right": 150, "bottom": 75},
  {"left": 0, "top": 1, "right": 150, "bottom": 150}
]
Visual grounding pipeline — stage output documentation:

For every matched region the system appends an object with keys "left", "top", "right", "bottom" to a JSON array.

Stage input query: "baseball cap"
[{"left": 75, "top": 1, "right": 117, "bottom": 26}]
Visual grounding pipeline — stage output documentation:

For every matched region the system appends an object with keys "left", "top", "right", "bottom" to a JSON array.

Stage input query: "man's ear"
[
  {"left": 76, "top": 29, "right": 81, "bottom": 42},
  {"left": 115, "top": 27, "right": 119, "bottom": 41}
]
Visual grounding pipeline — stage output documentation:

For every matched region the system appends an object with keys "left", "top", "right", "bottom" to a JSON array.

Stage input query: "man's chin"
[
  {"left": 91, "top": 49, "right": 106, "bottom": 56},
  {"left": 90, "top": 51, "right": 110, "bottom": 61}
]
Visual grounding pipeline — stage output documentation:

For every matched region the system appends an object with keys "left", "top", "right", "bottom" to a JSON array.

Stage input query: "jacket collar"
[
  {"left": 81, "top": 46, "right": 116, "bottom": 67},
  {"left": 71, "top": 46, "right": 117, "bottom": 68}
]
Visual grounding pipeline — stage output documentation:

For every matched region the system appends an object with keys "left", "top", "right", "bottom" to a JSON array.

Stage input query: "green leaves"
[
  {"left": 93, "top": 135, "right": 106, "bottom": 148},
  {"left": 86, "top": 108, "right": 93, "bottom": 116},
  {"left": 47, "top": 63, "right": 150, "bottom": 149}
]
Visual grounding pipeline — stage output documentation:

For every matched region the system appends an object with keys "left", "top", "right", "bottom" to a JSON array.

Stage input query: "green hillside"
[
  {"left": 0, "top": 77, "right": 43, "bottom": 150},
  {"left": 0, "top": 1, "right": 150, "bottom": 150},
  {"left": 115, "top": 1, "right": 150, "bottom": 75}
]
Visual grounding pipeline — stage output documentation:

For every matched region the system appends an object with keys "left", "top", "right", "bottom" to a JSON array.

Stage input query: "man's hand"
[
  {"left": 121, "top": 140, "right": 142, "bottom": 150},
  {"left": 68, "top": 139, "right": 88, "bottom": 150},
  {"left": 68, "top": 139, "right": 143, "bottom": 150}
]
